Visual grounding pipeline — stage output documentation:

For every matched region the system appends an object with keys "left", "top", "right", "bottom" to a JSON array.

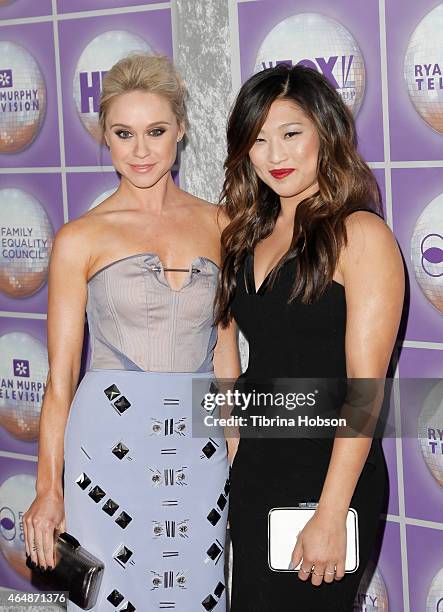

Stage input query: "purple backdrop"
[
  {"left": 392, "top": 167, "right": 443, "bottom": 342},
  {"left": 66, "top": 171, "right": 120, "bottom": 220},
  {"left": 0, "top": 173, "right": 64, "bottom": 314},
  {"left": 0, "top": 21, "right": 60, "bottom": 168},
  {"left": 386, "top": 0, "right": 443, "bottom": 161},
  {"left": 0, "top": 456, "right": 38, "bottom": 593},
  {"left": 407, "top": 524, "right": 443, "bottom": 612},
  {"left": 376, "top": 521, "right": 404, "bottom": 611},
  {"left": 0, "top": 1, "right": 52, "bottom": 19},
  {"left": 399, "top": 348, "right": 443, "bottom": 524},
  {"left": 57, "top": 0, "right": 162, "bottom": 11},
  {"left": 0, "top": 0, "right": 442, "bottom": 605},
  {"left": 0, "top": 317, "right": 47, "bottom": 456},
  {"left": 238, "top": 0, "right": 384, "bottom": 162},
  {"left": 382, "top": 435, "right": 399, "bottom": 517}
]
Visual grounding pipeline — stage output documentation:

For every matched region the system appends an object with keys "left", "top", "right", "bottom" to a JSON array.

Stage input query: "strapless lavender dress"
[{"left": 63, "top": 253, "right": 229, "bottom": 611}]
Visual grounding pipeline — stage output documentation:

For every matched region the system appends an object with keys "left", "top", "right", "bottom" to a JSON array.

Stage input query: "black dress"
[{"left": 229, "top": 216, "right": 388, "bottom": 611}]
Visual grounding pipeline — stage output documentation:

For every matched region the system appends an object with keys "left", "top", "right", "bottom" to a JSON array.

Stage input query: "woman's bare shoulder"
[
  {"left": 50, "top": 216, "right": 104, "bottom": 278},
  {"left": 188, "top": 196, "right": 230, "bottom": 232},
  {"left": 344, "top": 210, "right": 396, "bottom": 256},
  {"left": 340, "top": 209, "right": 403, "bottom": 287},
  {"left": 180, "top": 191, "right": 225, "bottom": 229}
]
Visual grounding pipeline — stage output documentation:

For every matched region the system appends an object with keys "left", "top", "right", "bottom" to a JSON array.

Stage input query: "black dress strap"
[{"left": 347, "top": 205, "right": 384, "bottom": 219}]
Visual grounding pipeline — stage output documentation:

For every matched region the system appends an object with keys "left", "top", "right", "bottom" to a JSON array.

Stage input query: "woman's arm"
[
  {"left": 213, "top": 204, "right": 242, "bottom": 463},
  {"left": 292, "top": 211, "right": 405, "bottom": 585},
  {"left": 316, "top": 211, "right": 404, "bottom": 515},
  {"left": 23, "top": 221, "right": 91, "bottom": 570},
  {"left": 213, "top": 319, "right": 242, "bottom": 464}
]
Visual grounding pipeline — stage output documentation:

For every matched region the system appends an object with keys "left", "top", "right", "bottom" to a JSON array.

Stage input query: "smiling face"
[
  {"left": 104, "top": 90, "right": 184, "bottom": 188},
  {"left": 248, "top": 98, "right": 320, "bottom": 202}
]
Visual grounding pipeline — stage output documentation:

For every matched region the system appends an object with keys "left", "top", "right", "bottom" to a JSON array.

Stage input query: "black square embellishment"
[
  {"left": 102, "top": 498, "right": 119, "bottom": 516},
  {"left": 206, "top": 543, "right": 221, "bottom": 560},
  {"left": 75, "top": 473, "right": 91, "bottom": 490},
  {"left": 202, "top": 594, "right": 217, "bottom": 611},
  {"left": 209, "top": 381, "right": 219, "bottom": 395},
  {"left": 113, "top": 396, "right": 131, "bottom": 414},
  {"left": 224, "top": 479, "right": 231, "bottom": 496},
  {"left": 214, "top": 582, "right": 225, "bottom": 598},
  {"left": 107, "top": 589, "right": 124, "bottom": 606},
  {"left": 120, "top": 602, "right": 135, "bottom": 612},
  {"left": 112, "top": 441, "right": 129, "bottom": 460},
  {"left": 217, "top": 494, "right": 227, "bottom": 510},
  {"left": 104, "top": 384, "right": 120, "bottom": 401},
  {"left": 115, "top": 511, "right": 132, "bottom": 529},
  {"left": 114, "top": 545, "right": 133, "bottom": 564},
  {"left": 202, "top": 441, "right": 217, "bottom": 459},
  {"left": 207, "top": 509, "right": 221, "bottom": 526},
  {"left": 88, "top": 485, "right": 106, "bottom": 503}
]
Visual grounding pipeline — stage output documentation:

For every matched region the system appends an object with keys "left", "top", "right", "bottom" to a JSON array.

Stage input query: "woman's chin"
[
  {"left": 271, "top": 185, "right": 306, "bottom": 199},
  {"left": 120, "top": 169, "right": 166, "bottom": 190}
]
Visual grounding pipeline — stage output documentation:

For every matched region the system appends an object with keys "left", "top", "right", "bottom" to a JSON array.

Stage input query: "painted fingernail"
[{"left": 288, "top": 561, "right": 295, "bottom": 570}]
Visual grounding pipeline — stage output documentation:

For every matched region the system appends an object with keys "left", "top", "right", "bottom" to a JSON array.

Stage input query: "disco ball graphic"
[
  {"left": 89, "top": 187, "right": 118, "bottom": 211},
  {"left": 0, "top": 41, "right": 46, "bottom": 153},
  {"left": 404, "top": 4, "right": 443, "bottom": 133},
  {"left": 0, "top": 188, "right": 54, "bottom": 298},
  {"left": 418, "top": 380, "right": 443, "bottom": 487},
  {"left": 354, "top": 561, "right": 389, "bottom": 610},
  {"left": 353, "top": 561, "right": 389, "bottom": 612},
  {"left": 410, "top": 193, "right": 443, "bottom": 313},
  {"left": 255, "top": 13, "right": 365, "bottom": 115},
  {"left": 73, "top": 30, "right": 154, "bottom": 142},
  {"left": 0, "top": 473, "right": 36, "bottom": 577},
  {"left": 427, "top": 567, "right": 443, "bottom": 611},
  {"left": 0, "top": 331, "right": 48, "bottom": 440}
]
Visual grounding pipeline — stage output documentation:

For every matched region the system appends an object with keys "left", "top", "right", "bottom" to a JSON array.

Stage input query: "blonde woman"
[{"left": 23, "top": 53, "right": 240, "bottom": 611}]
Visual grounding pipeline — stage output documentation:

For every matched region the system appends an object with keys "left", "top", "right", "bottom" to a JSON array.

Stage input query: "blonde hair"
[{"left": 99, "top": 53, "right": 188, "bottom": 141}]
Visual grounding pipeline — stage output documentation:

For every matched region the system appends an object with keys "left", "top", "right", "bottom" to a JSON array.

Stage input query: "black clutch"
[{"left": 26, "top": 532, "right": 104, "bottom": 610}]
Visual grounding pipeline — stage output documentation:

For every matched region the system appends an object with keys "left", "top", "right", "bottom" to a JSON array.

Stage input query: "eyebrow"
[
  {"left": 110, "top": 121, "right": 172, "bottom": 129},
  {"left": 279, "top": 122, "right": 304, "bottom": 128},
  {"left": 258, "top": 121, "right": 304, "bottom": 133}
]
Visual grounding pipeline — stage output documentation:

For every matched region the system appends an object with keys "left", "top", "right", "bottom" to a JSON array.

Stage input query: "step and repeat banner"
[{"left": 0, "top": 0, "right": 442, "bottom": 610}]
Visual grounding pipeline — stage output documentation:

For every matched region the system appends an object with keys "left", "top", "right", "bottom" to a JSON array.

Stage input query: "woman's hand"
[
  {"left": 289, "top": 508, "right": 347, "bottom": 586},
  {"left": 23, "top": 491, "right": 65, "bottom": 571}
]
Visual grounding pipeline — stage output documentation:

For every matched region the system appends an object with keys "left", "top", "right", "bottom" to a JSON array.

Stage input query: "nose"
[
  {"left": 267, "top": 138, "right": 287, "bottom": 165},
  {"left": 133, "top": 136, "right": 150, "bottom": 159}
]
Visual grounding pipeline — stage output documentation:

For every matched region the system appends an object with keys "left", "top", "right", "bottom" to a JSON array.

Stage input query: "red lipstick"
[{"left": 270, "top": 168, "right": 295, "bottom": 179}]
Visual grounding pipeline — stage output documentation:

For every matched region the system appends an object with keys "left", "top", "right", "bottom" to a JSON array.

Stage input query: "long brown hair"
[{"left": 215, "top": 64, "right": 381, "bottom": 326}]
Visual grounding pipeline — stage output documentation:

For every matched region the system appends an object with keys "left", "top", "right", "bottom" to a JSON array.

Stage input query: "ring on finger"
[
  {"left": 313, "top": 570, "right": 324, "bottom": 577},
  {"left": 325, "top": 569, "right": 336, "bottom": 575},
  {"left": 300, "top": 566, "right": 312, "bottom": 574}
]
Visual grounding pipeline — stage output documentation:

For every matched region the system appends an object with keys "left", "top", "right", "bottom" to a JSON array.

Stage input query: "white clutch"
[{"left": 268, "top": 503, "right": 359, "bottom": 573}]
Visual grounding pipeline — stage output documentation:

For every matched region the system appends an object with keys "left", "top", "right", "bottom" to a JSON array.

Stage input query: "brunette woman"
[{"left": 216, "top": 64, "right": 404, "bottom": 611}]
